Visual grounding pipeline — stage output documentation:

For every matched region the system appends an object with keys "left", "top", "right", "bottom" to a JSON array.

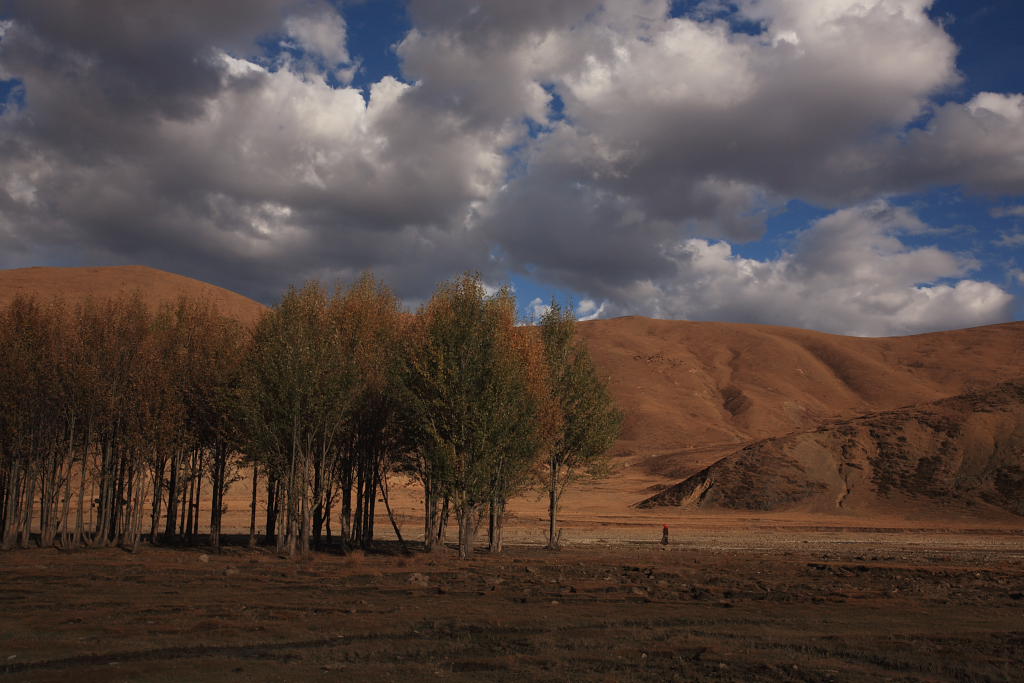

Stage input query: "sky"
[{"left": 0, "top": 0, "right": 1022, "bottom": 336}]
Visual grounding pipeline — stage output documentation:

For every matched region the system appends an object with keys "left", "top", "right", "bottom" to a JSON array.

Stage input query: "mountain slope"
[
  {"left": 637, "top": 382, "right": 1024, "bottom": 518},
  {"left": 5, "top": 265, "right": 1022, "bottom": 518},
  {"left": 0, "top": 265, "right": 267, "bottom": 326},
  {"left": 577, "top": 317, "right": 1024, "bottom": 478}
]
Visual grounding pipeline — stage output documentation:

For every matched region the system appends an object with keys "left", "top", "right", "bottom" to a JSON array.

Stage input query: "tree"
[
  {"left": 330, "top": 273, "right": 408, "bottom": 550},
  {"left": 237, "top": 283, "right": 350, "bottom": 558},
  {"left": 539, "top": 301, "right": 621, "bottom": 550},
  {"left": 405, "top": 274, "right": 547, "bottom": 559}
]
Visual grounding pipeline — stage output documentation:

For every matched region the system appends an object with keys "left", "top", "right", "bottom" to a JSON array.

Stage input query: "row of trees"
[{"left": 0, "top": 273, "right": 621, "bottom": 559}]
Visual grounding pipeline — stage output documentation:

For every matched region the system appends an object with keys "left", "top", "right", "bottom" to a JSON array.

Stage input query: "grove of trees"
[{"left": 0, "top": 272, "right": 620, "bottom": 558}]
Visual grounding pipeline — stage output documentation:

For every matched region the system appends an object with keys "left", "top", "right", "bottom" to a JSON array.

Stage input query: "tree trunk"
[
  {"left": 150, "top": 457, "right": 164, "bottom": 545},
  {"left": 352, "top": 459, "right": 363, "bottom": 548},
  {"left": 183, "top": 458, "right": 194, "bottom": 541},
  {"left": 248, "top": 463, "right": 258, "bottom": 548},
  {"left": 324, "top": 484, "right": 334, "bottom": 544},
  {"left": 488, "top": 499, "right": 505, "bottom": 553},
  {"left": 437, "top": 495, "right": 450, "bottom": 546},
  {"left": 191, "top": 453, "right": 202, "bottom": 539},
  {"left": 164, "top": 449, "right": 179, "bottom": 540},
  {"left": 74, "top": 427, "right": 91, "bottom": 545},
  {"left": 312, "top": 457, "right": 323, "bottom": 550},
  {"left": 266, "top": 475, "right": 278, "bottom": 547},
  {"left": 546, "top": 462, "right": 560, "bottom": 550},
  {"left": 59, "top": 445, "right": 76, "bottom": 549},
  {"left": 379, "top": 473, "right": 408, "bottom": 554},
  {"left": 363, "top": 462, "right": 377, "bottom": 547},
  {"left": 299, "top": 480, "right": 310, "bottom": 559},
  {"left": 456, "top": 499, "right": 478, "bottom": 560},
  {"left": 21, "top": 474, "right": 36, "bottom": 549},
  {"left": 93, "top": 437, "right": 114, "bottom": 547},
  {"left": 128, "top": 467, "right": 146, "bottom": 552},
  {"left": 341, "top": 460, "right": 352, "bottom": 548},
  {"left": 1, "top": 458, "right": 22, "bottom": 550},
  {"left": 209, "top": 441, "right": 226, "bottom": 551},
  {"left": 210, "top": 471, "right": 221, "bottom": 550},
  {"left": 423, "top": 482, "right": 437, "bottom": 552}
]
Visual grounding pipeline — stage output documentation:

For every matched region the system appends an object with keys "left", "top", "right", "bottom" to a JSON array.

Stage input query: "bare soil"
[{"left": 2, "top": 523, "right": 1022, "bottom": 682}]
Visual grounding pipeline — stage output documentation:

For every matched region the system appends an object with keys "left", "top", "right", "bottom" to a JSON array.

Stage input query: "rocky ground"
[{"left": 2, "top": 528, "right": 1022, "bottom": 682}]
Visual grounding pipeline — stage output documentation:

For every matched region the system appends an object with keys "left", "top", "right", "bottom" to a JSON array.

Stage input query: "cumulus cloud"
[
  {"left": 283, "top": 6, "right": 351, "bottom": 68},
  {"left": 0, "top": 0, "right": 1019, "bottom": 332},
  {"left": 889, "top": 93, "right": 1024, "bottom": 195},
  {"left": 473, "top": 0, "right": 963, "bottom": 241},
  {"left": 576, "top": 299, "right": 606, "bottom": 322},
  {"left": 527, "top": 297, "right": 551, "bottom": 322},
  {"left": 586, "top": 202, "right": 1013, "bottom": 336},
  {"left": 0, "top": 0, "right": 504, "bottom": 300}
]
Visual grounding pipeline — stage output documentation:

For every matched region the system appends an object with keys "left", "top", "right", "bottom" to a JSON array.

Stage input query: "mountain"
[
  {"left": 0, "top": 265, "right": 266, "bottom": 326},
  {"left": 5, "top": 265, "right": 1022, "bottom": 517},
  {"left": 577, "top": 317, "right": 1024, "bottom": 483},
  {"left": 637, "top": 382, "right": 1024, "bottom": 518}
]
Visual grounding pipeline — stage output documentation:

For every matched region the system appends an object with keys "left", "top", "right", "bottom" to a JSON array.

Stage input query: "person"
[{"left": 661, "top": 524, "right": 669, "bottom": 545}]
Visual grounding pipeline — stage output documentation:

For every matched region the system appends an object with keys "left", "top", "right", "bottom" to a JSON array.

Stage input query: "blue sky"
[{"left": 1, "top": 0, "right": 1022, "bottom": 335}]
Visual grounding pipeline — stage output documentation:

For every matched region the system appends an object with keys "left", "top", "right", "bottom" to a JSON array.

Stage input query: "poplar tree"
[
  {"left": 539, "top": 301, "right": 621, "bottom": 550},
  {"left": 331, "top": 273, "right": 408, "bottom": 549},
  {"left": 405, "top": 274, "right": 546, "bottom": 559},
  {"left": 238, "top": 283, "right": 349, "bottom": 558}
]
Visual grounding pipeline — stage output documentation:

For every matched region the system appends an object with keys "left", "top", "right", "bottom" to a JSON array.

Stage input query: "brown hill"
[
  {"left": 636, "top": 382, "right": 1024, "bottom": 518},
  {"left": 0, "top": 265, "right": 267, "bottom": 326},
  {"left": 577, "top": 317, "right": 1024, "bottom": 480},
  {"left": 5, "top": 267, "right": 1022, "bottom": 518}
]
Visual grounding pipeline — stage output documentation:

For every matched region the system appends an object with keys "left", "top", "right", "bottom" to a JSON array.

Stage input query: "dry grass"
[{"left": 2, "top": 529, "right": 1022, "bottom": 682}]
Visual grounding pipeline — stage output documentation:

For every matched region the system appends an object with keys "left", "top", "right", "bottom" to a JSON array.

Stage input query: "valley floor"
[{"left": 2, "top": 521, "right": 1022, "bottom": 682}]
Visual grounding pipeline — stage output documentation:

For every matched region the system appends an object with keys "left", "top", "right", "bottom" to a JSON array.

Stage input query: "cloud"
[
  {"left": 576, "top": 299, "right": 606, "bottom": 322},
  {"left": 996, "top": 232, "right": 1024, "bottom": 247},
  {"left": 991, "top": 205, "right": 1024, "bottom": 218},
  {"left": 283, "top": 6, "right": 351, "bottom": 69},
  {"left": 527, "top": 297, "right": 551, "bottom": 321},
  {"left": 890, "top": 93, "right": 1024, "bottom": 195},
  {"left": 582, "top": 202, "right": 1013, "bottom": 336},
  {"left": 0, "top": 2, "right": 504, "bottom": 301},
  {"left": 0, "top": 0, "right": 1019, "bottom": 332}
]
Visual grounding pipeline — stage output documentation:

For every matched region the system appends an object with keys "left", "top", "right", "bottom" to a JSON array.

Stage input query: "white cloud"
[
  {"left": 991, "top": 205, "right": 1024, "bottom": 219},
  {"left": 283, "top": 6, "right": 350, "bottom": 68},
  {"left": 587, "top": 202, "right": 1013, "bottom": 336},
  {"left": 0, "top": 0, "right": 1019, "bottom": 330},
  {"left": 528, "top": 297, "right": 551, "bottom": 321},
  {"left": 996, "top": 232, "right": 1024, "bottom": 247},
  {"left": 893, "top": 93, "right": 1024, "bottom": 195},
  {"left": 576, "top": 299, "right": 606, "bottom": 322}
]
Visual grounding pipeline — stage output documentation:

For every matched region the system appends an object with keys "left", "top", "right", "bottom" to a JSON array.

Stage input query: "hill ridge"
[{"left": 0, "top": 265, "right": 267, "bottom": 326}]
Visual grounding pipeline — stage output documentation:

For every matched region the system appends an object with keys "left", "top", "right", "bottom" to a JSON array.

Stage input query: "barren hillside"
[
  {"left": 638, "top": 382, "right": 1024, "bottom": 518},
  {"left": 0, "top": 265, "right": 267, "bottom": 326},
  {"left": 578, "top": 317, "right": 1024, "bottom": 479},
  {"left": 5, "top": 266, "right": 1022, "bottom": 518}
]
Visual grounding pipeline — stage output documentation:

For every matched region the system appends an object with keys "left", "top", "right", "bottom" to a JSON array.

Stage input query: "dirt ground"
[{"left": 2, "top": 519, "right": 1023, "bottom": 683}]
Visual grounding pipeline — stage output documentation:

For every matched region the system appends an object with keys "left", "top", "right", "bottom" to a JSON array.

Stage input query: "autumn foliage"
[{"left": 0, "top": 272, "right": 619, "bottom": 558}]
